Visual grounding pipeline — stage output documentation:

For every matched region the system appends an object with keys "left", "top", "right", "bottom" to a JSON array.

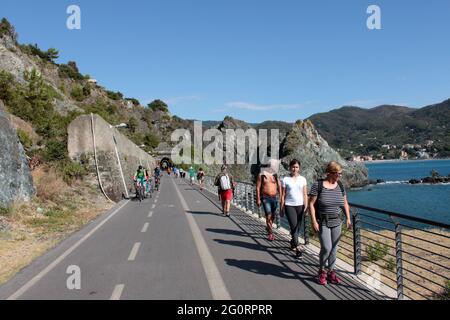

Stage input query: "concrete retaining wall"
[{"left": 68, "top": 114, "right": 156, "bottom": 201}]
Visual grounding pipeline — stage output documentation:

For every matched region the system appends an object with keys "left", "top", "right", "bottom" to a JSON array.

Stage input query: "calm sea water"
[{"left": 348, "top": 160, "right": 450, "bottom": 226}]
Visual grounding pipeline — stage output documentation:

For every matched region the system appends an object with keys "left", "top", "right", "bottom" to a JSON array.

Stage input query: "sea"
[{"left": 348, "top": 159, "right": 450, "bottom": 226}]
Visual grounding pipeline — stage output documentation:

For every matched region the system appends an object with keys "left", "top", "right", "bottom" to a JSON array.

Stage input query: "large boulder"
[
  {"left": 281, "top": 120, "right": 368, "bottom": 188},
  {"left": 0, "top": 103, "right": 35, "bottom": 207}
]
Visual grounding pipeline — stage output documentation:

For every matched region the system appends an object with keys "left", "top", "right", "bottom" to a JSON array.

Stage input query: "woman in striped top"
[{"left": 309, "top": 162, "right": 351, "bottom": 286}]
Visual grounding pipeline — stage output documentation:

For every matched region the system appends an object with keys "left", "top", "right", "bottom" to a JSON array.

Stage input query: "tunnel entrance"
[{"left": 160, "top": 157, "right": 172, "bottom": 170}]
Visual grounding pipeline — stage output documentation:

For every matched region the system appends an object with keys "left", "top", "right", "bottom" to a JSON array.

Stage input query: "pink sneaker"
[
  {"left": 327, "top": 270, "right": 341, "bottom": 284},
  {"left": 268, "top": 234, "right": 274, "bottom": 241},
  {"left": 318, "top": 270, "right": 327, "bottom": 285}
]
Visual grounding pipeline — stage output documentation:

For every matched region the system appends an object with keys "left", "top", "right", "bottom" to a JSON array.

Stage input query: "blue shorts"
[{"left": 261, "top": 196, "right": 278, "bottom": 216}]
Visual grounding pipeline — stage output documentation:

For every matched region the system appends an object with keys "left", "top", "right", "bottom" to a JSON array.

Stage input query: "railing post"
[
  {"left": 352, "top": 209, "right": 361, "bottom": 275},
  {"left": 394, "top": 218, "right": 404, "bottom": 300},
  {"left": 250, "top": 186, "right": 255, "bottom": 213},
  {"left": 245, "top": 184, "right": 249, "bottom": 211}
]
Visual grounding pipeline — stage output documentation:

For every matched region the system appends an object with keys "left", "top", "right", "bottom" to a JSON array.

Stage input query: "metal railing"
[{"left": 200, "top": 175, "right": 450, "bottom": 300}]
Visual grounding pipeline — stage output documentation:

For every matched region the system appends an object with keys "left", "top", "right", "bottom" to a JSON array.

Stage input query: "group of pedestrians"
[
  {"left": 175, "top": 159, "right": 350, "bottom": 286},
  {"left": 210, "top": 160, "right": 351, "bottom": 286}
]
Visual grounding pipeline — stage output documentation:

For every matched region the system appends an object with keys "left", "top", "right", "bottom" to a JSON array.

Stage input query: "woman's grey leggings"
[{"left": 318, "top": 224, "right": 342, "bottom": 271}]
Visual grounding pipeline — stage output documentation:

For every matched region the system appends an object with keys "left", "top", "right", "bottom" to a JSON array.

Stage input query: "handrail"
[{"left": 349, "top": 202, "right": 450, "bottom": 230}]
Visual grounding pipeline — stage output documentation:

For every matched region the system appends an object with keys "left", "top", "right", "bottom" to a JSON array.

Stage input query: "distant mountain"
[{"left": 307, "top": 99, "right": 450, "bottom": 158}]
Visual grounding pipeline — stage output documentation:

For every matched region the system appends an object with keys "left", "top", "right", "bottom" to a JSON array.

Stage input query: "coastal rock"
[
  {"left": 280, "top": 120, "right": 369, "bottom": 188},
  {"left": 0, "top": 105, "right": 35, "bottom": 207}
]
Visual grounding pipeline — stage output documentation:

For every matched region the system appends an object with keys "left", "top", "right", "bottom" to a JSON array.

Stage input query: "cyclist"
[
  {"left": 133, "top": 165, "right": 147, "bottom": 201},
  {"left": 145, "top": 169, "right": 153, "bottom": 197}
]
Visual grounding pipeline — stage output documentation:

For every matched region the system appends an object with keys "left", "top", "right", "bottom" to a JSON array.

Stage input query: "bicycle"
[{"left": 135, "top": 181, "right": 145, "bottom": 202}]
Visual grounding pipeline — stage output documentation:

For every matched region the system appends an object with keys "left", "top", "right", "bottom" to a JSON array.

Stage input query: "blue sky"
[{"left": 1, "top": 0, "right": 450, "bottom": 122}]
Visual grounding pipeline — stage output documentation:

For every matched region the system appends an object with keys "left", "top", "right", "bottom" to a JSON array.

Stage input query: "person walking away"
[
  {"left": 188, "top": 166, "right": 196, "bottom": 185},
  {"left": 214, "top": 165, "right": 235, "bottom": 216},
  {"left": 309, "top": 161, "right": 351, "bottom": 285},
  {"left": 280, "top": 159, "right": 308, "bottom": 258},
  {"left": 256, "top": 159, "right": 282, "bottom": 242},
  {"left": 197, "top": 168, "right": 205, "bottom": 191}
]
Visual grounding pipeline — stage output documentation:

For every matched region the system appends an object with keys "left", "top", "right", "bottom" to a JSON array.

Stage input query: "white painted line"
[
  {"left": 110, "top": 284, "right": 125, "bottom": 300},
  {"left": 128, "top": 242, "right": 141, "bottom": 261},
  {"left": 154, "top": 199, "right": 158, "bottom": 203},
  {"left": 148, "top": 211, "right": 153, "bottom": 217},
  {"left": 151, "top": 204, "right": 156, "bottom": 209},
  {"left": 7, "top": 200, "right": 130, "bottom": 300},
  {"left": 172, "top": 179, "right": 231, "bottom": 300},
  {"left": 141, "top": 222, "right": 149, "bottom": 233}
]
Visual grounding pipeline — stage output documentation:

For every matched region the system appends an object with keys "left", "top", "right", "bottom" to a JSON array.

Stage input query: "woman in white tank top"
[{"left": 281, "top": 159, "right": 308, "bottom": 258}]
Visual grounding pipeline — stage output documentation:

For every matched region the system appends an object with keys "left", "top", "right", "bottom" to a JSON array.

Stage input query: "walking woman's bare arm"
[
  {"left": 344, "top": 196, "right": 352, "bottom": 227},
  {"left": 303, "top": 185, "right": 308, "bottom": 212}
]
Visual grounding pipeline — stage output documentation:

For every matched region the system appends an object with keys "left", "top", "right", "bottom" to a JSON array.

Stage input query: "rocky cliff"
[
  {"left": 197, "top": 117, "right": 368, "bottom": 188},
  {"left": 0, "top": 102, "right": 34, "bottom": 207},
  {"left": 281, "top": 119, "right": 368, "bottom": 188}
]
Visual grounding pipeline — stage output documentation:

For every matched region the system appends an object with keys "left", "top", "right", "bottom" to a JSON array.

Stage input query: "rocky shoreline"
[{"left": 409, "top": 175, "right": 450, "bottom": 185}]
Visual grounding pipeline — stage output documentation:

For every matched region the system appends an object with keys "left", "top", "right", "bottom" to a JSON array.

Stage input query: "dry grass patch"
[{"left": 0, "top": 166, "right": 114, "bottom": 286}]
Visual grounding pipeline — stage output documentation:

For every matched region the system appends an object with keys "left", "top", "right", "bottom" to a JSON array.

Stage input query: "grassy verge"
[{"left": 0, "top": 165, "right": 113, "bottom": 285}]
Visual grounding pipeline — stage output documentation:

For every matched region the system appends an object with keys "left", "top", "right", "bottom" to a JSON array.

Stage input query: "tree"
[
  {"left": 144, "top": 133, "right": 160, "bottom": 149},
  {"left": 0, "top": 18, "right": 18, "bottom": 42},
  {"left": 128, "top": 116, "right": 138, "bottom": 133},
  {"left": 147, "top": 99, "right": 169, "bottom": 113},
  {"left": 46, "top": 48, "right": 59, "bottom": 62}
]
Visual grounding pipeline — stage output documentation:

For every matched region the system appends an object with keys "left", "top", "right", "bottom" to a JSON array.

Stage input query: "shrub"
[
  {"left": 0, "top": 17, "right": 18, "bottom": 41},
  {"left": 19, "top": 43, "right": 48, "bottom": 60},
  {"left": 17, "top": 129, "right": 33, "bottom": 148},
  {"left": 44, "top": 140, "right": 67, "bottom": 162},
  {"left": 83, "top": 101, "right": 120, "bottom": 125},
  {"left": 58, "top": 61, "right": 83, "bottom": 80},
  {"left": 144, "top": 133, "right": 160, "bottom": 149},
  {"left": 147, "top": 99, "right": 169, "bottom": 113},
  {"left": 82, "top": 83, "right": 91, "bottom": 97},
  {"left": 386, "top": 257, "right": 395, "bottom": 271},
  {"left": 366, "top": 242, "right": 389, "bottom": 262},
  {"left": 125, "top": 98, "right": 140, "bottom": 106},
  {"left": 63, "top": 162, "right": 87, "bottom": 184},
  {"left": 442, "top": 280, "right": 450, "bottom": 300},
  {"left": 34, "top": 167, "right": 67, "bottom": 202},
  {"left": 70, "top": 85, "right": 85, "bottom": 102},
  {"left": 106, "top": 90, "right": 123, "bottom": 101},
  {"left": 128, "top": 116, "right": 138, "bottom": 133},
  {"left": 0, "top": 206, "right": 12, "bottom": 217}
]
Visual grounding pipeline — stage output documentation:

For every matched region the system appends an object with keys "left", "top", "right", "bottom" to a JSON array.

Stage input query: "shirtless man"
[{"left": 256, "top": 159, "right": 282, "bottom": 241}]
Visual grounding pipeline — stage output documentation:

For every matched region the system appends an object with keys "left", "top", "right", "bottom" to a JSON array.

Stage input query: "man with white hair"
[{"left": 256, "top": 159, "right": 282, "bottom": 241}]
